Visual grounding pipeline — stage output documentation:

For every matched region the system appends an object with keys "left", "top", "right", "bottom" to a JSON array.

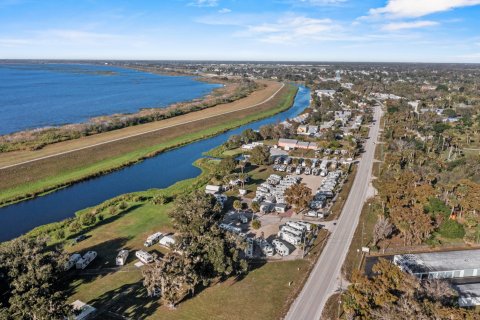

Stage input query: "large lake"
[
  {"left": 0, "top": 64, "right": 221, "bottom": 135},
  {"left": 0, "top": 85, "right": 310, "bottom": 241}
]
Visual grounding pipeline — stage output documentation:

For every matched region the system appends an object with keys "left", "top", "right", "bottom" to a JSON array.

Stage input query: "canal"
[{"left": 0, "top": 85, "right": 311, "bottom": 241}]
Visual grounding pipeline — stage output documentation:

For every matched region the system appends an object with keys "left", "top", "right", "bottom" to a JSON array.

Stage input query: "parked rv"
[
  {"left": 136, "top": 250, "right": 153, "bottom": 264},
  {"left": 144, "top": 232, "right": 163, "bottom": 247},
  {"left": 116, "top": 250, "right": 129, "bottom": 266},
  {"left": 65, "top": 253, "right": 82, "bottom": 271},
  {"left": 272, "top": 239, "right": 290, "bottom": 256},
  {"left": 76, "top": 251, "right": 97, "bottom": 270}
]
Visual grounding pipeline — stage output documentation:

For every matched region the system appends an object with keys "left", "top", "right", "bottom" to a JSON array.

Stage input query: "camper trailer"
[
  {"left": 65, "top": 253, "right": 82, "bottom": 271},
  {"left": 116, "top": 250, "right": 129, "bottom": 266},
  {"left": 76, "top": 251, "right": 97, "bottom": 270},
  {"left": 136, "top": 250, "right": 154, "bottom": 264},
  {"left": 259, "top": 240, "right": 275, "bottom": 257},
  {"left": 144, "top": 232, "right": 163, "bottom": 247},
  {"left": 281, "top": 225, "right": 304, "bottom": 238},
  {"left": 278, "top": 230, "right": 302, "bottom": 246},
  {"left": 245, "top": 238, "right": 254, "bottom": 258},
  {"left": 285, "top": 221, "right": 307, "bottom": 233},
  {"left": 159, "top": 235, "right": 176, "bottom": 247},
  {"left": 272, "top": 239, "right": 290, "bottom": 256}
]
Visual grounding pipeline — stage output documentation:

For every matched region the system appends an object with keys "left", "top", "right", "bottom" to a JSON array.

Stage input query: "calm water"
[
  {"left": 0, "top": 64, "right": 221, "bottom": 135},
  {"left": 0, "top": 86, "right": 311, "bottom": 241}
]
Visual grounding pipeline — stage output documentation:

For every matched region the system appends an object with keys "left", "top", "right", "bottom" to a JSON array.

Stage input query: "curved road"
[
  {"left": 0, "top": 82, "right": 285, "bottom": 170},
  {"left": 285, "top": 104, "right": 383, "bottom": 320}
]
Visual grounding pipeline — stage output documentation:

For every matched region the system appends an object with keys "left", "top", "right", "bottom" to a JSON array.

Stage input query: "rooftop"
[{"left": 394, "top": 249, "right": 480, "bottom": 274}]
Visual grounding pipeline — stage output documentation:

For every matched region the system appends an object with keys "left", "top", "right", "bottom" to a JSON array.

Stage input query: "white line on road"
[
  {"left": 0, "top": 83, "right": 285, "bottom": 171},
  {"left": 285, "top": 104, "right": 383, "bottom": 320}
]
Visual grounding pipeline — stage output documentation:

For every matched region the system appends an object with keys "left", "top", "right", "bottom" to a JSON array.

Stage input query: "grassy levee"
[{"left": 0, "top": 84, "right": 297, "bottom": 207}]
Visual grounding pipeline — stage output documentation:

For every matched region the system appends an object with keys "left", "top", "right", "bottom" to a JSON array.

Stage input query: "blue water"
[
  {"left": 0, "top": 86, "right": 310, "bottom": 241},
  {"left": 0, "top": 64, "right": 221, "bottom": 135}
]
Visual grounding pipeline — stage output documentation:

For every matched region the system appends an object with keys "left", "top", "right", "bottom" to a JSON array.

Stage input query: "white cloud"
[
  {"left": 218, "top": 8, "right": 231, "bottom": 14},
  {"left": 382, "top": 20, "right": 439, "bottom": 31},
  {"left": 369, "top": 0, "right": 480, "bottom": 18},
  {"left": 237, "top": 16, "right": 341, "bottom": 44},
  {"left": 296, "top": 0, "right": 347, "bottom": 5},
  {"left": 188, "top": 0, "right": 219, "bottom": 7}
]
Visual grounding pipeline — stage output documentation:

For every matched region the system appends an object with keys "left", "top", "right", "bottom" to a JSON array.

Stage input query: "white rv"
[
  {"left": 281, "top": 225, "right": 304, "bottom": 238},
  {"left": 285, "top": 221, "right": 307, "bottom": 233},
  {"left": 76, "top": 251, "right": 97, "bottom": 270},
  {"left": 272, "top": 239, "right": 290, "bottom": 256},
  {"left": 116, "top": 250, "right": 129, "bottom": 266},
  {"left": 144, "top": 232, "right": 163, "bottom": 247},
  {"left": 65, "top": 253, "right": 82, "bottom": 271},
  {"left": 278, "top": 230, "right": 302, "bottom": 246},
  {"left": 136, "top": 250, "right": 154, "bottom": 264}
]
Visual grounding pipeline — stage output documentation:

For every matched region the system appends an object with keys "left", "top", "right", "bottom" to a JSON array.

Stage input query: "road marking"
[{"left": 0, "top": 82, "right": 285, "bottom": 171}]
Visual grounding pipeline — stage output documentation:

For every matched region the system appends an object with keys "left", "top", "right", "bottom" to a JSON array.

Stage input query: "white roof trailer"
[
  {"left": 159, "top": 235, "right": 176, "bottom": 248},
  {"left": 76, "top": 251, "right": 97, "bottom": 270},
  {"left": 278, "top": 230, "right": 302, "bottom": 246},
  {"left": 285, "top": 221, "right": 307, "bottom": 233},
  {"left": 116, "top": 250, "right": 129, "bottom": 266},
  {"left": 136, "top": 250, "right": 154, "bottom": 264},
  {"left": 144, "top": 232, "right": 163, "bottom": 247},
  {"left": 281, "top": 225, "right": 304, "bottom": 238},
  {"left": 272, "top": 239, "right": 290, "bottom": 256},
  {"left": 65, "top": 253, "right": 82, "bottom": 271}
]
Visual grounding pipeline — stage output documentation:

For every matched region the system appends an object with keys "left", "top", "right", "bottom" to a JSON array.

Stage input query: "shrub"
[
  {"left": 81, "top": 212, "right": 96, "bottom": 226},
  {"left": 69, "top": 220, "right": 81, "bottom": 233},
  {"left": 54, "top": 229, "right": 65, "bottom": 240},
  {"left": 251, "top": 219, "right": 261, "bottom": 230},
  {"left": 437, "top": 219, "right": 465, "bottom": 239}
]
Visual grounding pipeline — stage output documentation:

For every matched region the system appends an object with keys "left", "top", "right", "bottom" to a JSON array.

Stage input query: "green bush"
[
  {"left": 251, "top": 219, "right": 261, "bottom": 230},
  {"left": 437, "top": 219, "right": 465, "bottom": 239},
  {"left": 69, "top": 220, "right": 81, "bottom": 233},
  {"left": 81, "top": 212, "right": 96, "bottom": 226}
]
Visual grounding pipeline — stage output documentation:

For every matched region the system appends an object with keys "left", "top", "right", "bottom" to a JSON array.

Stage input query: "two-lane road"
[{"left": 286, "top": 104, "right": 383, "bottom": 320}]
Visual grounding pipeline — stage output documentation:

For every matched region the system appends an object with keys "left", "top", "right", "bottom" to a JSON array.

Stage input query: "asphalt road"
[{"left": 285, "top": 105, "right": 383, "bottom": 320}]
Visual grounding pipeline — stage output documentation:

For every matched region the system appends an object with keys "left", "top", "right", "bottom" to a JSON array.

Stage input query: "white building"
[{"left": 116, "top": 250, "right": 129, "bottom": 266}]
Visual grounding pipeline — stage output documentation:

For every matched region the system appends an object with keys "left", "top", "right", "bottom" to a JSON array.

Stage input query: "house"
[
  {"left": 278, "top": 138, "right": 298, "bottom": 150},
  {"left": 307, "top": 125, "right": 319, "bottom": 135},
  {"left": 278, "top": 230, "right": 302, "bottom": 245},
  {"left": 316, "top": 89, "right": 336, "bottom": 98},
  {"left": 275, "top": 203, "right": 288, "bottom": 213}
]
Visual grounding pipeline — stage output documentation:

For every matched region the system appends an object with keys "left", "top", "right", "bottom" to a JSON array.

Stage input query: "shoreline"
[
  {"left": 0, "top": 84, "right": 297, "bottom": 208},
  {"left": 0, "top": 64, "right": 259, "bottom": 152}
]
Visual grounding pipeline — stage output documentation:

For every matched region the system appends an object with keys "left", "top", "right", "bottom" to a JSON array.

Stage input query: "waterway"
[
  {"left": 0, "top": 63, "right": 221, "bottom": 135},
  {"left": 0, "top": 85, "right": 311, "bottom": 241}
]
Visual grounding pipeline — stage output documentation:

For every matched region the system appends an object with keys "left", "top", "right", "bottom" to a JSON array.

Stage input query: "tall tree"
[
  {"left": 285, "top": 183, "right": 313, "bottom": 212},
  {"left": 0, "top": 237, "right": 71, "bottom": 320}
]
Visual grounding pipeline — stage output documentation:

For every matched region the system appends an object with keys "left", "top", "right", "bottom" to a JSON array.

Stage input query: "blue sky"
[{"left": 0, "top": 0, "right": 479, "bottom": 62}]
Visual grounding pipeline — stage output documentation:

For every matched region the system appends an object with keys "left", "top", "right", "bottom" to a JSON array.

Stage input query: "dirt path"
[{"left": 0, "top": 80, "right": 283, "bottom": 169}]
